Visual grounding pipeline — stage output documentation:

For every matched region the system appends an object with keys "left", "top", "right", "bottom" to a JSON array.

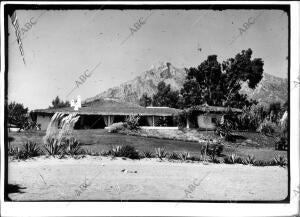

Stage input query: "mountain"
[{"left": 85, "top": 62, "right": 288, "bottom": 106}]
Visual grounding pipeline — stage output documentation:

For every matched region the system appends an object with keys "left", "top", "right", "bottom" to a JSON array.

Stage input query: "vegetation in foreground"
[{"left": 8, "top": 139, "right": 287, "bottom": 168}]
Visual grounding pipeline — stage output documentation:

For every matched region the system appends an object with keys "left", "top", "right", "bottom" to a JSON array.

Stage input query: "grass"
[{"left": 8, "top": 129, "right": 287, "bottom": 162}]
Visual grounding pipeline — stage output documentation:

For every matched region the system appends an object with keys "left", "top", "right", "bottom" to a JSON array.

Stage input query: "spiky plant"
[
  {"left": 272, "top": 155, "right": 287, "bottom": 167},
  {"left": 141, "top": 150, "right": 154, "bottom": 158},
  {"left": 224, "top": 154, "right": 240, "bottom": 164},
  {"left": 178, "top": 151, "right": 190, "bottom": 161},
  {"left": 154, "top": 147, "right": 167, "bottom": 159},
  {"left": 242, "top": 155, "right": 256, "bottom": 165},
  {"left": 167, "top": 152, "right": 180, "bottom": 160},
  {"left": 62, "top": 137, "right": 83, "bottom": 156},
  {"left": 17, "top": 141, "right": 41, "bottom": 159},
  {"left": 44, "top": 138, "right": 64, "bottom": 156}
]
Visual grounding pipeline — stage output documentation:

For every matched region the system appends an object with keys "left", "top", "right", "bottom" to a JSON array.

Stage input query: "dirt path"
[{"left": 7, "top": 156, "right": 288, "bottom": 201}]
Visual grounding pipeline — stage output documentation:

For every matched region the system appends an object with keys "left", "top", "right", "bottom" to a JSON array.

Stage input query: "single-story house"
[
  {"left": 32, "top": 98, "right": 182, "bottom": 130},
  {"left": 32, "top": 98, "right": 242, "bottom": 131},
  {"left": 185, "top": 105, "right": 242, "bottom": 130}
]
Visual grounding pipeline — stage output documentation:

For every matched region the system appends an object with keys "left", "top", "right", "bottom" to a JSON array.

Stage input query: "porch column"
[
  {"left": 152, "top": 116, "right": 155, "bottom": 126},
  {"left": 186, "top": 119, "right": 190, "bottom": 129}
]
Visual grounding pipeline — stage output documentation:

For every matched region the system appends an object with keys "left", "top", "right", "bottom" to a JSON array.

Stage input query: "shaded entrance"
[{"left": 74, "top": 115, "right": 106, "bottom": 129}]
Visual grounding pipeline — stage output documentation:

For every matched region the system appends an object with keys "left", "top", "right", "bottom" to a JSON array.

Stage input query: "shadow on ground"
[{"left": 5, "top": 183, "right": 26, "bottom": 201}]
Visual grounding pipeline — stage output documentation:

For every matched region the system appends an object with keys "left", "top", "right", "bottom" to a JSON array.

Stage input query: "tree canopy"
[
  {"left": 181, "top": 48, "right": 263, "bottom": 109},
  {"left": 152, "top": 81, "right": 181, "bottom": 109},
  {"left": 49, "top": 96, "right": 70, "bottom": 109},
  {"left": 8, "top": 101, "right": 29, "bottom": 128},
  {"left": 139, "top": 93, "right": 152, "bottom": 107}
]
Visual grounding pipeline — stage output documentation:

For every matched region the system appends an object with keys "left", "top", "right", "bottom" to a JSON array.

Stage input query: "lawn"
[{"left": 7, "top": 129, "right": 287, "bottom": 161}]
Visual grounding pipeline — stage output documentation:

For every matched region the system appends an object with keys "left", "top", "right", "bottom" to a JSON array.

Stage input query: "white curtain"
[
  {"left": 103, "top": 115, "right": 114, "bottom": 126},
  {"left": 146, "top": 116, "right": 153, "bottom": 126},
  {"left": 103, "top": 116, "right": 109, "bottom": 126}
]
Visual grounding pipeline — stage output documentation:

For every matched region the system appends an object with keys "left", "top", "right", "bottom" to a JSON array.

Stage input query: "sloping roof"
[
  {"left": 33, "top": 98, "right": 181, "bottom": 116},
  {"left": 186, "top": 105, "right": 242, "bottom": 113}
]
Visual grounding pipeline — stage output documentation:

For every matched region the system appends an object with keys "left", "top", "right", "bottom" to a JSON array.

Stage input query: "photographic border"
[{"left": 1, "top": 1, "right": 299, "bottom": 216}]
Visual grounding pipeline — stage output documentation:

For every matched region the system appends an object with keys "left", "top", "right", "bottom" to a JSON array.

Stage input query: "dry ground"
[{"left": 7, "top": 156, "right": 288, "bottom": 201}]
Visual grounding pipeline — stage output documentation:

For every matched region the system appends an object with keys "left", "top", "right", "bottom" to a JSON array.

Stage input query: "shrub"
[
  {"left": 275, "top": 137, "right": 288, "bottom": 150},
  {"left": 108, "top": 145, "right": 140, "bottom": 159},
  {"left": 167, "top": 152, "right": 180, "bottom": 160},
  {"left": 253, "top": 160, "right": 269, "bottom": 167},
  {"left": 257, "top": 120, "right": 277, "bottom": 136},
  {"left": 206, "top": 143, "right": 224, "bottom": 157},
  {"left": 178, "top": 151, "right": 190, "bottom": 161},
  {"left": 242, "top": 155, "right": 256, "bottom": 165},
  {"left": 61, "top": 137, "right": 84, "bottom": 156},
  {"left": 215, "top": 118, "right": 235, "bottom": 142},
  {"left": 141, "top": 150, "right": 154, "bottom": 158},
  {"left": 271, "top": 155, "right": 287, "bottom": 167},
  {"left": 156, "top": 117, "right": 169, "bottom": 127},
  {"left": 124, "top": 115, "right": 141, "bottom": 130},
  {"left": 224, "top": 154, "right": 240, "bottom": 164},
  {"left": 154, "top": 147, "right": 167, "bottom": 159},
  {"left": 44, "top": 138, "right": 64, "bottom": 156},
  {"left": 209, "top": 155, "right": 220, "bottom": 163},
  {"left": 177, "top": 112, "right": 187, "bottom": 129},
  {"left": 107, "top": 122, "right": 125, "bottom": 133},
  {"left": 16, "top": 141, "right": 42, "bottom": 159}
]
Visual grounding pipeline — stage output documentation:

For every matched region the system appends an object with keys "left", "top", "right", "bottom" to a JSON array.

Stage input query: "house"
[
  {"left": 32, "top": 98, "right": 182, "bottom": 130},
  {"left": 32, "top": 98, "right": 242, "bottom": 131},
  {"left": 185, "top": 105, "right": 242, "bottom": 130}
]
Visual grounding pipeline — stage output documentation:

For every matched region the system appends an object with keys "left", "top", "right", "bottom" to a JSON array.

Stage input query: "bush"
[
  {"left": 271, "top": 155, "right": 287, "bottom": 167},
  {"left": 124, "top": 115, "right": 141, "bottom": 131},
  {"left": 178, "top": 151, "right": 190, "bottom": 161},
  {"left": 108, "top": 145, "right": 140, "bottom": 159},
  {"left": 206, "top": 143, "right": 224, "bottom": 157},
  {"left": 154, "top": 147, "right": 167, "bottom": 159},
  {"left": 167, "top": 152, "right": 180, "bottom": 161},
  {"left": 16, "top": 141, "right": 42, "bottom": 159},
  {"left": 257, "top": 120, "right": 277, "bottom": 136},
  {"left": 177, "top": 112, "right": 187, "bottom": 129},
  {"left": 275, "top": 136, "right": 288, "bottom": 150},
  {"left": 242, "top": 155, "right": 256, "bottom": 165},
  {"left": 209, "top": 155, "right": 220, "bottom": 163},
  {"left": 107, "top": 122, "right": 125, "bottom": 133},
  {"left": 224, "top": 154, "right": 241, "bottom": 164},
  {"left": 8, "top": 144, "right": 19, "bottom": 157},
  {"left": 141, "top": 150, "right": 154, "bottom": 158},
  {"left": 215, "top": 118, "right": 235, "bottom": 141},
  {"left": 253, "top": 160, "right": 269, "bottom": 167},
  {"left": 61, "top": 137, "right": 84, "bottom": 156},
  {"left": 44, "top": 138, "right": 64, "bottom": 156}
]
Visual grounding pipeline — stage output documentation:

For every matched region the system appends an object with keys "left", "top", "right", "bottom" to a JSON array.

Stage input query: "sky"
[{"left": 8, "top": 9, "right": 288, "bottom": 110}]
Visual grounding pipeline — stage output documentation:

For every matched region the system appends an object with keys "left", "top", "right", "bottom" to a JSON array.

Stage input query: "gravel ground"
[{"left": 7, "top": 156, "right": 288, "bottom": 201}]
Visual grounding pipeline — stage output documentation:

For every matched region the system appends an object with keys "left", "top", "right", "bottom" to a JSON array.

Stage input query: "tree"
[
  {"left": 152, "top": 81, "right": 181, "bottom": 108},
  {"left": 139, "top": 93, "right": 152, "bottom": 107},
  {"left": 181, "top": 49, "right": 264, "bottom": 109},
  {"left": 8, "top": 101, "right": 29, "bottom": 129},
  {"left": 49, "top": 96, "right": 70, "bottom": 109}
]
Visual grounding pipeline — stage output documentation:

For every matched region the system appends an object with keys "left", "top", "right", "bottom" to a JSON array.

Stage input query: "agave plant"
[
  {"left": 178, "top": 152, "right": 190, "bottom": 161},
  {"left": 167, "top": 152, "right": 180, "bottom": 160},
  {"left": 141, "top": 150, "right": 154, "bottom": 158},
  {"left": 224, "top": 154, "right": 240, "bottom": 164},
  {"left": 154, "top": 147, "right": 167, "bottom": 159},
  {"left": 16, "top": 141, "right": 42, "bottom": 159},
  {"left": 44, "top": 138, "right": 64, "bottom": 156},
  {"left": 62, "top": 137, "right": 83, "bottom": 156},
  {"left": 272, "top": 155, "right": 287, "bottom": 167},
  {"left": 8, "top": 144, "right": 19, "bottom": 156},
  {"left": 242, "top": 155, "right": 256, "bottom": 165}
]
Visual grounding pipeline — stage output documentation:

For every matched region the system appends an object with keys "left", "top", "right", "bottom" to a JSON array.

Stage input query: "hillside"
[{"left": 85, "top": 62, "right": 288, "bottom": 106}]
